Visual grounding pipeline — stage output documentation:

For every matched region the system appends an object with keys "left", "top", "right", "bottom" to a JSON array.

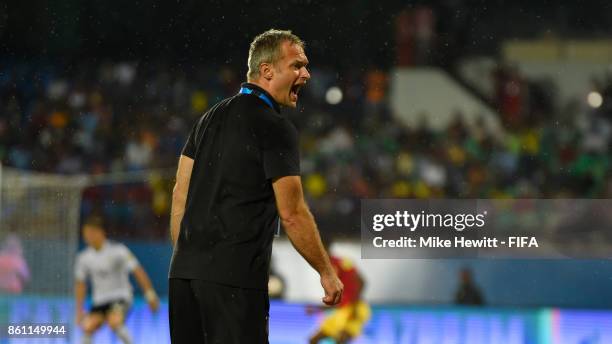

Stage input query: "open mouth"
[{"left": 290, "top": 84, "right": 303, "bottom": 101}]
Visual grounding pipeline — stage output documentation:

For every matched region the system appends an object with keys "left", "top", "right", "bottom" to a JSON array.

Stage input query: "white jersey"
[{"left": 75, "top": 241, "right": 139, "bottom": 306}]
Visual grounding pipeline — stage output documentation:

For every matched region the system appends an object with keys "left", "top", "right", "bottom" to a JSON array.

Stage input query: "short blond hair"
[{"left": 247, "top": 29, "right": 305, "bottom": 81}]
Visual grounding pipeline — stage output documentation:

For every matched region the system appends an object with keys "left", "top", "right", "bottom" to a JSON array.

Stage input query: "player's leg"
[
  {"left": 338, "top": 301, "right": 372, "bottom": 344},
  {"left": 337, "top": 331, "right": 353, "bottom": 344},
  {"left": 169, "top": 278, "right": 206, "bottom": 343},
  {"left": 106, "top": 302, "right": 132, "bottom": 344},
  {"left": 81, "top": 312, "right": 105, "bottom": 344},
  {"left": 308, "top": 329, "right": 328, "bottom": 344},
  {"left": 312, "top": 307, "right": 350, "bottom": 344},
  {"left": 190, "top": 279, "right": 269, "bottom": 343}
]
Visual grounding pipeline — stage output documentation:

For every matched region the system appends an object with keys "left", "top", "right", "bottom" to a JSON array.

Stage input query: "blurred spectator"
[
  {"left": 493, "top": 64, "right": 525, "bottom": 128},
  {"left": 454, "top": 267, "right": 485, "bottom": 306},
  {"left": 395, "top": 5, "right": 436, "bottom": 66},
  {"left": 0, "top": 233, "right": 30, "bottom": 294},
  {"left": 1, "top": 61, "right": 611, "bottom": 238}
]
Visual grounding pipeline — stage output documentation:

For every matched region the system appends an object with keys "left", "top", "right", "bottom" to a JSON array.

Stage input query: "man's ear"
[{"left": 260, "top": 63, "right": 273, "bottom": 80}]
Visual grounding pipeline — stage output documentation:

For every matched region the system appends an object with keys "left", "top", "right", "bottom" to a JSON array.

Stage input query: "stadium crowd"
[{"left": 0, "top": 60, "right": 610, "bottom": 238}]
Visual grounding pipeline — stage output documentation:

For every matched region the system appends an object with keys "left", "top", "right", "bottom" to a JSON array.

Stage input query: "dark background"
[{"left": 3, "top": 0, "right": 612, "bottom": 68}]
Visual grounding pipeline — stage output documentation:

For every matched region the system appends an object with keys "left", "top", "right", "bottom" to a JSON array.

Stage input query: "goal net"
[{"left": 0, "top": 165, "right": 85, "bottom": 329}]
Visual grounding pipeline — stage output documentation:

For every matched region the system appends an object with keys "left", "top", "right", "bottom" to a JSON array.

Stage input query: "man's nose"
[{"left": 301, "top": 67, "right": 311, "bottom": 80}]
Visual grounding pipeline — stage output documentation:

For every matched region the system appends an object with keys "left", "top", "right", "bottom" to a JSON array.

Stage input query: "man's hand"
[
  {"left": 147, "top": 298, "right": 160, "bottom": 313},
  {"left": 133, "top": 267, "right": 159, "bottom": 313},
  {"left": 145, "top": 289, "right": 160, "bottom": 313},
  {"left": 320, "top": 271, "right": 343, "bottom": 306}
]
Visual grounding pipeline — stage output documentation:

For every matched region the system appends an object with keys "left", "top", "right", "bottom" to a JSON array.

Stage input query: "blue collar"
[{"left": 239, "top": 83, "right": 280, "bottom": 113}]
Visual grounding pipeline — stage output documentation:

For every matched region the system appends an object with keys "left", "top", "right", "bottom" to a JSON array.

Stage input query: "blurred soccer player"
[
  {"left": 74, "top": 216, "right": 159, "bottom": 344},
  {"left": 309, "top": 241, "right": 371, "bottom": 344},
  {"left": 0, "top": 233, "right": 30, "bottom": 293},
  {"left": 169, "top": 29, "right": 343, "bottom": 343},
  {"left": 454, "top": 267, "right": 485, "bottom": 305}
]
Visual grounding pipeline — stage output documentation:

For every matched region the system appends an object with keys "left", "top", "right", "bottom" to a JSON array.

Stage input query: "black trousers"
[{"left": 169, "top": 278, "right": 269, "bottom": 344}]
